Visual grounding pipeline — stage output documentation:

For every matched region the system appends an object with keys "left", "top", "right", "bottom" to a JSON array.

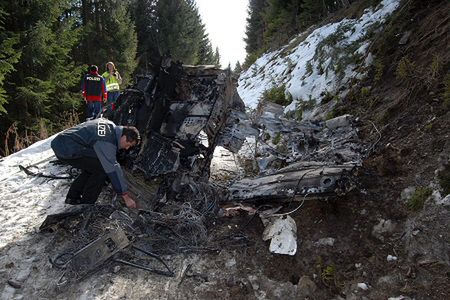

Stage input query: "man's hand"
[{"left": 122, "top": 194, "right": 137, "bottom": 209}]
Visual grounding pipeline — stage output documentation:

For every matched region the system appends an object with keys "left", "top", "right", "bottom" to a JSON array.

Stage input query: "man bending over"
[{"left": 51, "top": 118, "right": 140, "bottom": 208}]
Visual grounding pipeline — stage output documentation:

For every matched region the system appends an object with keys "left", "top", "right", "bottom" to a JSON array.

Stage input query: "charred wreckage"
[{"left": 39, "top": 59, "right": 365, "bottom": 284}]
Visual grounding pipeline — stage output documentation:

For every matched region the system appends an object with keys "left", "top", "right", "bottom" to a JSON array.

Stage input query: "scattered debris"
[
  {"left": 261, "top": 215, "right": 297, "bottom": 255},
  {"left": 38, "top": 58, "right": 368, "bottom": 286}
]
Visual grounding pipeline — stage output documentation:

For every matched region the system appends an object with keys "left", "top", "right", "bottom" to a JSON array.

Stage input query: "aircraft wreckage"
[{"left": 39, "top": 59, "right": 365, "bottom": 283}]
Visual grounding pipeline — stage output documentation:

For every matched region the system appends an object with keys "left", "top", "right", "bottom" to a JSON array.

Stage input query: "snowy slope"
[
  {"left": 238, "top": 0, "right": 400, "bottom": 113},
  {"left": 0, "top": 135, "right": 70, "bottom": 249}
]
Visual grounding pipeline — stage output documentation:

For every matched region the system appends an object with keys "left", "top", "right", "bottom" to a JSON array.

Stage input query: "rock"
[
  {"left": 387, "top": 255, "right": 397, "bottom": 262},
  {"left": 365, "top": 53, "right": 374, "bottom": 66},
  {"left": 325, "top": 114, "right": 353, "bottom": 130},
  {"left": 357, "top": 283, "right": 369, "bottom": 290},
  {"left": 315, "top": 237, "right": 335, "bottom": 246},
  {"left": 248, "top": 275, "right": 259, "bottom": 291},
  {"left": 377, "top": 274, "right": 401, "bottom": 289},
  {"left": 16, "top": 267, "right": 31, "bottom": 282},
  {"left": 404, "top": 204, "right": 450, "bottom": 265},
  {"left": 400, "top": 187, "right": 415, "bottom": 202},
  {"left": 372, "top": 219, "right": 395, "bottom": 241},
  {"left": 7, "top": 279, "right": 22, "bottom": 289},
  {"left": 248, "top": 274, "right": 297, "bottom": 299},
  {"left": 388, "top": 296, "right": 412, "bottom": 300},
  {"left": 225, "top": 258, "right": 236, "bottom": 268},
  {"left": 298, "top": 275, "right": 317, "bottom": 296},
  {"left": 113, "top": 266, "right": 121, "bottom": 273},
  {"left": 435, "top": 194, "right": 450, "bottom": 207}
]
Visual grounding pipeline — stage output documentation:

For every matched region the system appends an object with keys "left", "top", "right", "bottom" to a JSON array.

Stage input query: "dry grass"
[{"left": 2, "top": 122, "right": 39, "bottom": 156}]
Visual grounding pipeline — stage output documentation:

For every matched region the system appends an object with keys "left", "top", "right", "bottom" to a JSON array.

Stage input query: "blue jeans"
[
  {"left": 107, "top": 91, "right": 120, "bottom": 103},
  {"left": 86, "top": 101, "right": 102, "bottom": 119},
  {"left": 106, "top": 91, "right": 120, "bottom": 113}
]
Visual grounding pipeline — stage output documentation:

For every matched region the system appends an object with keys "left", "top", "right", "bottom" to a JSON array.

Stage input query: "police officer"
[
  {"left": 81, "top": 65, "right": 107, "bottom": 120},
  {"left": 51, "top": 118, "right": 139, "bottom": 208}
]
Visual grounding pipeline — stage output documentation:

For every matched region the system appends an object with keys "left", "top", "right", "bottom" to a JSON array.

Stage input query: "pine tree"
[
  {"left": 132, "top": 0, "right": 214, "bottom": 68},
  {"left": 0, "top": 8, "right": 21, "bottom": 114},
  {"left": 245, "top": 0, "right": 267, "bottom": 54},
  {"left": 197, "top": 32, "right": 215, "bottom": 65},
  {"left": 133, "top": 0, "right": 158, "bottom": 71},
  {"left": 262, "top": 0, "right": 303, "bottom": 49},
  {"left": 233, "top": 61, "right": 243, "bottom": 77},
  {"left": 0, "top": 0, "right": 83, "bottom": 152},
  {"left": 213, "top": 46, "right": 221, "bottom": 67},
  {"left": 76, "top": 0, "right": 137, "bottom": 84}
]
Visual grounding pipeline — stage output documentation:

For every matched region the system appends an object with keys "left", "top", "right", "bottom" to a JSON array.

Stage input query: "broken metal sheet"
[
  {"left": 39, "top": 206, "right": 89, "bottom": 232},
  {"left": 67, "top": 228, "right": 129, "bottom": 279},
  {"left": 135, "top": 133, "right": 180, "bottom": 177},
  {"left": 218, "top": 110, "right": 258, "bottom": 153},
  {"left": 108, "top": 58, "right": 251, "bottom": 182},
  {"left": 228, "top": 163, "right": 357, "bottom": 201},
  {"left": 241, "top": 109, "right": 364, "bottom": 175},
  {"left": 261, "top": 215, "right": 297, "bottom": 256}
]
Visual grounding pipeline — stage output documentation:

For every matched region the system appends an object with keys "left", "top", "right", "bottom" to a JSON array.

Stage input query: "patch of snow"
[{"left": 0, "top": 135, "right": 71, "bottom": 248}]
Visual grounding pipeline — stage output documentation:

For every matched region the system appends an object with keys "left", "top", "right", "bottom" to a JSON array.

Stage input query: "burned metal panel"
[
  {"left": 228, "top": 163, "right": 357, "bottom": 201},
  {"left": 68, "top": 228, "right": 129, "bottom": 278},
  {"left": 218, "top": 110, "right": 258, "bottom": 153},
  {"left": 109, "top": 59, "right": 250, "bottom": 180},
  {"left": 134, "top": 133, "right": 180, "bottom": 177}
]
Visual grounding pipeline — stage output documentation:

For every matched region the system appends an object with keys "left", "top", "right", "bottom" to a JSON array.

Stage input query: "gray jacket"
[{"left": 51, "top": 118, "right": 127, "bottom": 194}]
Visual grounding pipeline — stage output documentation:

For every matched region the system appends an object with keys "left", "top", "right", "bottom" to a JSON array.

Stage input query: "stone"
[
  {"left": 387, "top": 255, "right": 397, "bottom": 262},
  {"left": 400, "top": 187, "right": 415, "bottom": 202},
  {"left": 357, "top": 283, "right": 369, "bottom": 290},
  {"left": 248, "top": 275, "right": 259, "bottom": 291},
  {"left": 435, "top": 194, "right": 450, "bottom": 207},
  {"left": 377, "top": 274, "right": 401, "bottom": 289},
  {"left": 298, "top": 275, "right": 317, "bottom": 296},
  {"left": 372, "top": 219, "right": 395, "bottom": 241},
  {"left": 225, "top": 258, "right": 236, "bottom": 268},
  {"left": 315, "top": 237, "right": 336, "bottom": 246}
]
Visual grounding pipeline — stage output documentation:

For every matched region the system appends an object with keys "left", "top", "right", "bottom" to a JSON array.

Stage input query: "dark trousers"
[
  {"left": 62, "top": 157, "right": 107, "bottom": 204},
  {"left": 86, "top": 101, "right": 102, "bottom": 119}
]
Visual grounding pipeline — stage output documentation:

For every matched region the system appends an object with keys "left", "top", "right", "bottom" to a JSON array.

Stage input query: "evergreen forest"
[
  {"left": 0, "top": 0, "right": 359, "bottom": 155},
  {"left": 0, "top": 0, "right": 219, "bottom": 155}
]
